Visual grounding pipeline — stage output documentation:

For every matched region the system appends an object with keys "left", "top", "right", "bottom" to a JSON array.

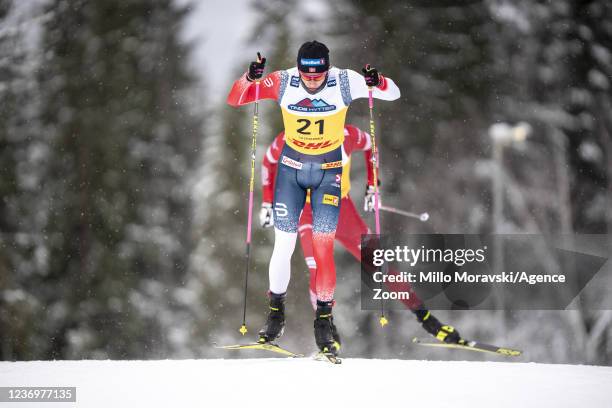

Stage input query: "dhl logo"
[
  {"left": 321, "top": 161, "right": 342, "bottom": 170},
  {"left": 289, "top": 139, "right": 335, "bottom": 150}
]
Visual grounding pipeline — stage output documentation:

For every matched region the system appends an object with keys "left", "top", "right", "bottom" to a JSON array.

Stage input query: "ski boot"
[
  {"left": 258, "top": 292, "right": 286, "bottom": 343},
  {"left": 314, "top": 300, "right": 341, "bottom": 356},
  {"left": 330, "top": 316, "right": 341, "bottom": 349},
  {"left": 414, "top": 307, "right": 462, "bottom": 344}
]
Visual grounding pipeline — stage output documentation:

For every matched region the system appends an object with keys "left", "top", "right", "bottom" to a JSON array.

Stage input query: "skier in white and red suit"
[
  {"left": 227, "top": 40, "right": 401, "bottom": 356},
  {"left": 259, "top": 125, "right": 465, "bottom": 348}
]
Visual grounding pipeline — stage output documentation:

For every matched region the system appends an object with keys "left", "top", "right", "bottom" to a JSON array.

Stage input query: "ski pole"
[
  {"left": 368, "top": 91, "right": 381, "bottom": 236},
  {"left": 240, "top": 54, "right": 262, "bottom": 336},
  {"left": 379, "top": 205, "right": 430, "bottom": 222},
  {"left": 368, "top": 84, "right": 387, "bottom": 328}
]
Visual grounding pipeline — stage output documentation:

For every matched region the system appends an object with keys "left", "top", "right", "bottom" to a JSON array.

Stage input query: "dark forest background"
[{"left": 1, "top": 0, "right": 611, "bottom": 364}]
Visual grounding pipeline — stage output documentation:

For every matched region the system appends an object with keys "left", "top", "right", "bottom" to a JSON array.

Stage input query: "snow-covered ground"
[{"left": 1, "top": 358, "right": 611, "bottom": 408}]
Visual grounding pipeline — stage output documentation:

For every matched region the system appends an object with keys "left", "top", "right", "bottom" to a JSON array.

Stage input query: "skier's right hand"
[
  {"left": 247, "top": 52, "right": 266, "bottom": 81},
  {"left": 259, "top": 202, "right": 274, "bottom": 228},
  {"left": 364, "top": 185, "right": 378, "bottom": 212}
]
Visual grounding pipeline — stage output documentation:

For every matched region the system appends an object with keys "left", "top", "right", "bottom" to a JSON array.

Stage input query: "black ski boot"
[
  {"left": 330, "top": 317, "right": 341, "bottom": 349},
  {"left": 314, "top": 300, "right": 340, "bottom": 355},
  {"left": 258, "top": 292, "right": 286, "bottom": 343},
  {"left": 414, "top": 307, "right": 462, "bottom": 344}
]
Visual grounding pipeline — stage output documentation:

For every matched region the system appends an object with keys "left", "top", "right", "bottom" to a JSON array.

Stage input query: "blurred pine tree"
[{"left": 30, "top": 0, "right": 202, "bottom": 359}]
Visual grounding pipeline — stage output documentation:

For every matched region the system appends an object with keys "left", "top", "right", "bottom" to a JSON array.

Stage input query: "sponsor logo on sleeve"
[
  {"left": 290, "top": 76, "right": 300, "bottom": 87},
  {"left": 322, "top": 194, "right": 339, "bottom": 206}
]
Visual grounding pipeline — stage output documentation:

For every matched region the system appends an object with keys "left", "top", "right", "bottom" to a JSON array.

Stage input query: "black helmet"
[{"left": 297, "top": 40, "right": 330, "bottom": 73}]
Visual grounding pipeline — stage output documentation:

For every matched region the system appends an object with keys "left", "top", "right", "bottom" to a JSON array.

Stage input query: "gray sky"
[
  {"left": 180, "top": 0, "right": 257, "bottom": 105},
  {"left": 180, "top": 0, "right": 331, "bottom": 105}
]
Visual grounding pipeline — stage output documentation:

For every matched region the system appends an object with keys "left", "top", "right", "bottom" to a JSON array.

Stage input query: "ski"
[
  {"left": 218, "top": 343, "right": 343, "bottom": 364},
  {"left": 412, "top": 337, "right": 522, "bottom": 357},
  {"left": 216, "top": 342, "right": 303, "bottom": 358},
  {"left": 314, "top": 351, "right": 342, "bottom": 364}
]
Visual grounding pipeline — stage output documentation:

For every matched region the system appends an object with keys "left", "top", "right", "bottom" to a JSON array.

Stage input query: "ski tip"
[{"left": 497, "top": 347, "right": 523, "bottom": 357}]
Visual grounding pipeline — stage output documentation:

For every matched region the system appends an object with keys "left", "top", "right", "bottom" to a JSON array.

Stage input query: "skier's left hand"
[
  {"left": 362, "top": 64, "right": 381, "bottom": 87},
  {"left": 364, "top": 185, "right": 379, "bottom": 212},
  {"left": 415, "top": 309, "right": 464, "bottom": 344},
  {"left": 247, "top": 52, "right": 266, "bottom": 81},
  {"left": 259, "top": 203, "right": 274, "bottom": 228}
]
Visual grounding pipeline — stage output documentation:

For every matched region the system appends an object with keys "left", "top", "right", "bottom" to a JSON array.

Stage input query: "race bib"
[{"left": 282, "top": 107, "right": 347, "bottom": 154}]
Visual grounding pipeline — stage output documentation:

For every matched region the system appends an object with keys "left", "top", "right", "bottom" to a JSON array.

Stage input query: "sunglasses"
[{"left": 299, "top": 71, "right": 327, "bottom": 81}]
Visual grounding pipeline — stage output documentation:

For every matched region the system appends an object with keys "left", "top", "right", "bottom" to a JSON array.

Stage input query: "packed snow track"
[{"left": 1, "top": 358, "right": 611, "bottom": 407}]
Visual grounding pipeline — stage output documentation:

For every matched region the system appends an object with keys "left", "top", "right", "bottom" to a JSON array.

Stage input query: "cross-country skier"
[
  {"left": 227, "top": 40, "right": 400, "bottom": 356},
  {"left": 260, "top": 125, "right": 465, "bottom": 349}
]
